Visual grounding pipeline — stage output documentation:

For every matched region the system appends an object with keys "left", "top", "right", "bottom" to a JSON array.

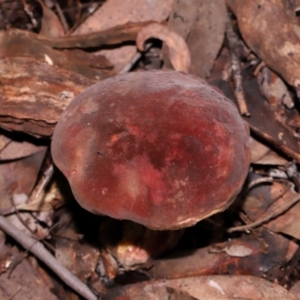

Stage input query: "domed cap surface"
[{"left": 51, "top": 70, "right": 250, "bottom": 230}]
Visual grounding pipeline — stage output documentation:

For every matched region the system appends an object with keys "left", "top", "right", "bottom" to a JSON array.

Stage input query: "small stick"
[
  {"left": 53, "top": 0, "right": 69, "bottom": 33},
  {"left": 226, "top": 12, "right": 250, "bottom": 116},
  {"left": 31, "top": 164, "right": 54, "bottom": 200},
  {"left": 0, "top": 215, "right": 98, "bottom": 300}
]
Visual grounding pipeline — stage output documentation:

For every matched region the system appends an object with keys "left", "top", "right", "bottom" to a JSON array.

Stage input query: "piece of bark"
[
  {"left": 0, "top": 55, "right": 94, "bottom": 137},
  {"left": 0, "top": 30, "right": 113, "bottom": 80}
]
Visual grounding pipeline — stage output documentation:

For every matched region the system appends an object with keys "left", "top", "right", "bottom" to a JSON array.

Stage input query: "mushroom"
[{"left": 51, "top": 70, "right": 250, "bottom": 230}]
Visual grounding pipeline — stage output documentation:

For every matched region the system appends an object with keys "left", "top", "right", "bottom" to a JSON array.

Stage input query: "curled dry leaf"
[
  {"left": 161, "top": 0, "right": 198, "bottom": 70},
  {"left": 136, "top": 23, "right": 191, "bottom": 73},
  {"left": 73, "top": 0, "right": 173, "bottom": 72}
]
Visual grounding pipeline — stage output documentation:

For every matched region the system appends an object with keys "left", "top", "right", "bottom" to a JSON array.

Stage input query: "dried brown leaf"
[
  {"left": 266, "top": 182, "right": 300, "bottom": 240},
  {"left": 249, "top": 137, "right": 288, "bottom": 165},
  {"left": 227, "top": 0, "right": 300, "bottom": 88},
  {"left": 187, "top": 0, "right": 226, "bottom": 78},
  {"left": 211, "top": 72, "right": 300, "bottom": 163},
  {"left": 0, "top": 254, "right": 59, "bottom": 300},
  {"left": 0, "top": 139, "right": 46, "bottom": 160}
]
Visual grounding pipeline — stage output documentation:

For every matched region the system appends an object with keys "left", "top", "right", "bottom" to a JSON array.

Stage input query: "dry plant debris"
[{"left": 1, "top": 0, "right": 300, "bottom": 299}]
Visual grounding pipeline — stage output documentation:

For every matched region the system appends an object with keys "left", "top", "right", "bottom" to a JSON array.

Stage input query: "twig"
[
  {"left": 239, "top": 212, "right": 269, "bottom": 252},
  {"left": 67, "top": 0, "right": 83, "bottom": 35},
  {"left": 0, "top": 164, "right": 54, "bottom": 216},
  {"left": 53, "top": 0, "right": 69, "bottom": 33},
  {"left": 228, "top": 193, "right": 300, "bottom": 232},
  {"left": 31, "top": 164, "right": 54, "bottom": 201},
  {"left": 8, "top": 216, "right": 64, "bottom": 277},
  {"left": 0, "top": 215, "right": 97, "bottom": 300},
  {"left": 225, "top": 12, "right": 250, "bottom": 116},
  {"left": 34, "top": 21, "right": 157, "bottom": 48}
]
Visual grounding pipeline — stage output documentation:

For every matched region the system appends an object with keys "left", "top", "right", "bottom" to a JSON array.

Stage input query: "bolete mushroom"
[{"left": 51, "top": 70, "right": 250, "bottom": 230}]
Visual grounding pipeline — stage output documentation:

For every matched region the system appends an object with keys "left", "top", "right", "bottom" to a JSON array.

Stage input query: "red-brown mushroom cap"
[{"left": 51, "top": 70, "right": 250, "bottom": 230}]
